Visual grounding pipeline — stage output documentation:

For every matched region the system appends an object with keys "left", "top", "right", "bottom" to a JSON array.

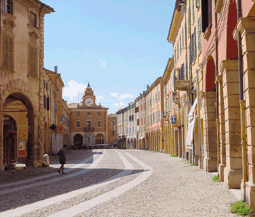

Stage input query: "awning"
[{"left": 186, "top": 97, "right": 198, "bottom": 148}]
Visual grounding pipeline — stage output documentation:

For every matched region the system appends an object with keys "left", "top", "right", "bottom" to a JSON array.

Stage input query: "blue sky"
[{"left": 43, "top": 0, "right": 174, "bottom": 113}]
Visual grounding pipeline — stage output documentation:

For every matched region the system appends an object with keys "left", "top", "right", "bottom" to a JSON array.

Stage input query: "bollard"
[{"left": 43, "top": 154, "right": 50, "bottom": 167}]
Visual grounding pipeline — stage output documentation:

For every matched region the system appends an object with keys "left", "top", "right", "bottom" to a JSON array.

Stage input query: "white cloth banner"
[{"left": 186, "top": 97, "right": 198, "bottom": 148}]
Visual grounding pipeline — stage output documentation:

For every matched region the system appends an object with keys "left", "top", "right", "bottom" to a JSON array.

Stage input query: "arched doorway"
[
  {"left": 204, "top": 56, "right": 217, "bottom": 172},
  {"left": 227, "top": 0, "right": 238, "bottom": 60},
  {"left": 3, "top": 93, "right": 35, "bottom": 167},
  {"left": 3, "top": 115, "right": 17, "bottom": 165},
  {"left": 73, "top": 134, "right": 83, "bottom": 145},
  {"left": 96, "top": 134, "right": 104, "bottom": 144}
]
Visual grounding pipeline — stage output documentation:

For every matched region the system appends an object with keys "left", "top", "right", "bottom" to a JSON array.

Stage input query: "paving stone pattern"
[{"left": 0, "top": 149, "right": 238, "bottom": 217}]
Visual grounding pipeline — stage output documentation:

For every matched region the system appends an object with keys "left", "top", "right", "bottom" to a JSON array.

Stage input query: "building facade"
[
  {"left": 0, "top": 0, "right": 54, "bottom": 170},
  {"left": 69, "top": 85, "right": 109, "bottom": 149}
]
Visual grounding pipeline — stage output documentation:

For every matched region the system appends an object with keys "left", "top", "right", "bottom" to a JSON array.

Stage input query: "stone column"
[
  {"left": 178, "top": 127, "right": 182, "bottom": 158},
  {"left": 234, "top": 17, "right": 255, "bottom": 207},
  {"left": 216, "top": 75, "right": 226, "bottom": 182},
  {"left": 221, "top": 60, "right": 242, "bottom": 189},
  {"left": 0, "top": 110, "right": 4, "bottom": 171},
  {"left": 203, "top": 92, "right": 217, "bottom": 172}
]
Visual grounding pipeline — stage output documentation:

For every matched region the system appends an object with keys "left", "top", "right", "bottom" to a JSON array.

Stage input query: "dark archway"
[
  {"left": 96, "top": 134, "right": 104, "bottom": 144},
  {"left": 73, "top": 134, "right": 83, "bottom": 145},
  {"left": 3, "top": 115, "right": 17, "bottom": 165},
  {"left": 227, "top": 0, "right": 238, "bottom": 60},
  {"left": 3, "top": 93, "right": 34, "bottom": 167},
  {"left": 206, "top": 55, "right": 216, "bottom": 91}
]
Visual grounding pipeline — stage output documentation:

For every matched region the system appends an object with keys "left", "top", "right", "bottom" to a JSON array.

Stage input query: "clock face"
[{"left": 85, "top": 98, "right": 94, "bottom": 106}]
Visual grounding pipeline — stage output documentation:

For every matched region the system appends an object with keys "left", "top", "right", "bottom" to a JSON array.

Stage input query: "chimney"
[
  {"left": 54, "top": 66, "right": 58, "bottom": 73},
  {"left": 147, "top": 84, "right": 149, "bottom": 89}
]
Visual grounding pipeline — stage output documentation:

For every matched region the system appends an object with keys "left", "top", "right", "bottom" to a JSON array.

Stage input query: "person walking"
[{"left": 58, "top": 144, "right": 67, "bottom": 174}]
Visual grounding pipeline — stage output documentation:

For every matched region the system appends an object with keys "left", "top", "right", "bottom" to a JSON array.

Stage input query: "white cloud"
[
  {"left": 111, "top": 93, "right": 118, "bottom": 97},
  {"left": 119, "top": 93, "right": 134, "bottom": 99},
  {"left": 114, "top": 102, "right": 125, "bottom": 106},
  {"left": 98, "top": 58, "right": 107, "bottom": 67},
  {"left": 63, "top": 80, "right": 87, "bottom": 99},
  {"left": 97, "top": 96, "right": 103, "bottom": 99}
]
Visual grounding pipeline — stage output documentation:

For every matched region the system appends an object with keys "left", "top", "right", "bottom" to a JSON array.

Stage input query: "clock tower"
[{"left": 80, "top": 83, "right": 97, "bottom": 107}]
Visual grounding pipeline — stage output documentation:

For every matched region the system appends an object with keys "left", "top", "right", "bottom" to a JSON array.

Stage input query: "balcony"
[
  {"left": 174, "top": 66, "right": 191, "bottom": 91},
  {"left": 84, "top": 127, "right": 94, "bottom": 132}
]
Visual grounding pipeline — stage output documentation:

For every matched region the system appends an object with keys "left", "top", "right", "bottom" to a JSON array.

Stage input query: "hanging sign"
[{"left": 171, "top": 116, "right": 176, "bottom": 124}]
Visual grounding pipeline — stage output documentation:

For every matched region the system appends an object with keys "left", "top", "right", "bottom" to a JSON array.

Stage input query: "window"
[
  {"left": 46, "top": 83, "right": 48, "bottom": 91},
  {"left": 97, "top": 112, "right": 101, "bottom": 116},
  {"left": 3, "top": 0, "right": 13, "bottom": 15},
  {"left": 202, "top": 0, "right": 212, "bottom": 33},
  {"left": 77, "top": 111, "right": 80, "bottom": 116},
  {"left": 47, "top": 97, "right": 49, "bottom": 110},
  {"left": 87, "top": 112, "right": 91, "bottom": 117},
  {"left": 198, "top": 17, "right": 202, "bottom": 52},
  {"left": 112, "top": 130, "right": 114, "bottom": 136},
  {"left": 3, "top": 34, "right": 13, "bottom": 72},
  {"left": 29, "top": 45, "right": 38, "bottom": 77},
  {"left": 97, "top": 120, "right": 101, "bottom": 127},
  {"left": 196, "top": 0, "right": 200, "bottom": 8},
  {"left": 30, "top": 12, "right": 37, "bottom": 27},
  {"left": 76, "top": 121, "right": 80, "bottom": 128},
  {"left": 43, "top": 80, "right": 45, "bottom": 88},
  {"left": 193, "top": 27, "right": 197, "bottom": 60}
]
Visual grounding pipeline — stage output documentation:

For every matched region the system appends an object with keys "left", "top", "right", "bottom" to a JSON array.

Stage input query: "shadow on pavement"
[{"left": 0, "top": 167, "right": 145, "bottom": 212}]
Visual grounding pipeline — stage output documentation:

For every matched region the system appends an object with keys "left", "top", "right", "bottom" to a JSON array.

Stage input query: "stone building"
[
  {"left": 69, "top": 84, "right": 109, "bottom": 148},
  {"left": 0, "top": 0, "right": 54, "bottom": 170}
]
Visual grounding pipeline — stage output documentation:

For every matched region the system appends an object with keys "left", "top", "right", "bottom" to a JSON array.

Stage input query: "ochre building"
[{"left": 69, "top": 85, "right": 109, "bottom": 148}]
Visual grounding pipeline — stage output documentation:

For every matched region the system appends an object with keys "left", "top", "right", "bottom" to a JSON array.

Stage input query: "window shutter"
[
  {"left": 202, "top": 0, "right": 208, "bottom": 32},
  {"left": 198, "top": 17, "right": 202, "bottom": 52},
  {"left": 194, "top": 27, "right": 197, "bottom": 60},
  {"left": 3, "top": 34, "right": 13, "bottom": 72},
  {"left": 29, "top": 45, "right": 38, "bottom": 77},
  {"left": 47, "top": 97, "right": 49, "bottom": 110},
  {"left": 208, "top": 0, "right": 212, "bottom": 27},
  {"left": 196, "top": 0, "right": 200, "bottom": 8},
  {"left": 192, "top": 0, "right": 195, "bottom": 23}
]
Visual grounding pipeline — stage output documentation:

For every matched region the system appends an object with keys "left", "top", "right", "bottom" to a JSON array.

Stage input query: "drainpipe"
[
  {"left": 215, "top": 8, "right": 220, "bottom": 177},
  {"left": 237, "top": 0, "right": 247, "bottom": 202}
]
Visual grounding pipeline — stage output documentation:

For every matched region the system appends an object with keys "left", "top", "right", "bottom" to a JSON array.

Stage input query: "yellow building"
[
  {"left": 69, "top": 84, "right": 109, "bottom": 148},
  {"left": 0, "top": 0, "right": 54, "bottom": 170},
  {"left": 145, "top": 77, "right": 162, "bottom": 152}
]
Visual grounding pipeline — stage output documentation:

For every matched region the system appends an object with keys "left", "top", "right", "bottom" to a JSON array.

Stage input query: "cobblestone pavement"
[{"left": 0, "top": 149, "right": 238, "bottom": 217}]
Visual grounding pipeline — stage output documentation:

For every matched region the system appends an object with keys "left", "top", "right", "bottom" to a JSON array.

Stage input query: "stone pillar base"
[
  {"left": 189, "top": 149, "right": 193, "bottom": 164},
  {"left": 204, "top": 157, "right": 218, "bottom": 172},
  {"left": 194, "top": 155, "right": 199, "bottom": 166},
  {"left": 218, "top": 164, "right": 226, "bottom": 182},
  {"left": 245, "top": 182, "right": 255, "bottom": 211},
  {"left": 224, "top": 168, "right": 242, "bottom": 189}
]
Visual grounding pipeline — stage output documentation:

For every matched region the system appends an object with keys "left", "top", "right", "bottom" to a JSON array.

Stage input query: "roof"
[
  {"left": 34, "top": 0, "right": 55, "bottom": 13},
  {"left": 44, "top": 68, "right": 65, "bottom": 87},
  {"left": 145, "top": 77, "right": 162, "bottom": 95},
  {"left": 161, "top": 58, "right": 174, "bottom": 85},
  {"left": 167, "top": 0, "right": 182, "bottom": 42},
  {"left": 77, "top": 106, "right": 109, "bottom": 110}
]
